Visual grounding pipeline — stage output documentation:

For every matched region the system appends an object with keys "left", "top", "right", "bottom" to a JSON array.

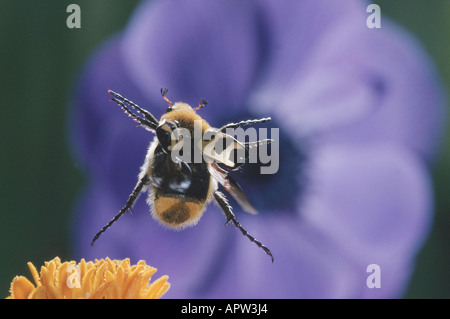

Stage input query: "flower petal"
[
  {"left": 70, "top": 0, "right": 443, "bottom": 299},
  {"left": 202, "top": 143, "right": 433, "bottom": 298},
  {"left": 198, "top": 214, "right": 360, "bottom": 298},
  {"left": 121, "top": 0, "right": 263, "bottom": 116},
  {"left": 9, "top": 276, "right": 35, "bottom": 299},
  {"left": 69, "top": 36, "right": 159, "bottom": 180},
  {"left": 248, "top": 0, "right": 365, "bottom": 98},
  {"left": 301, "top": 143, "right": 432, "bottom": 297},
  {"left": 250, "top": 1, "right": 444, "bottom": 160},
  {"left": 74, "top": 181, "right": 231, "bottom": 298}
]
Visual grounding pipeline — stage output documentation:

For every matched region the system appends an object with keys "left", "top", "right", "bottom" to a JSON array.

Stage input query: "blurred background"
[{"left": 0, "top": 0, "right": 448, "bottom": 298}]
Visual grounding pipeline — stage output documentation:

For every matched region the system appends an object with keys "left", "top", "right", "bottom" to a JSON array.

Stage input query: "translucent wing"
[{"left": 208, "top": 162, "right": 258, "bottom": 215}]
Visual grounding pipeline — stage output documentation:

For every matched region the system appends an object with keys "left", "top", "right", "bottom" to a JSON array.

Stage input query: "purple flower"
[{"left": 70, "top": 0, "right": 444, "bottom": 298}]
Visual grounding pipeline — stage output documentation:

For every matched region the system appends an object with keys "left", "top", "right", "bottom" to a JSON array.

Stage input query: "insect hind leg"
[
  {"left": 90, "top": 175, "right": 150, "bottom": 246},
  {"left": 213, "top": 191, "right": 274, "bottom": 262}
]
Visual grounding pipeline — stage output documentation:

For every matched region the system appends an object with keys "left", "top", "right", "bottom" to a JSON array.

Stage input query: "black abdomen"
[{"left": 151, "top": 144, "right": 210, "bottom": 201}]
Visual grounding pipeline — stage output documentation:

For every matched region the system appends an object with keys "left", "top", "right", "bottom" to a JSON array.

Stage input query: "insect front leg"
[
  {"left": 109, "top": 96, "right": 157, "bottom": 131},
  {"left": 219, "top": 117, "right": 271, "bottom": 132},
  {"left": 244, "top": 139, "right": 274, "bottom": 148},
  {"left": 108, "top": 90, "right": 159, "bottom": 127},
  {"left": 213, "top": 191, "right": 274, "bottom": 262},
  {"left": 90, "top": 175, "right": 150, "bottom": 246}
]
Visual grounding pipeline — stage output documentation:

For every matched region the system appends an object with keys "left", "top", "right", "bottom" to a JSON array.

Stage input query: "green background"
[{"left": 0, "top": 0, "right": 448, "bottom": 298}]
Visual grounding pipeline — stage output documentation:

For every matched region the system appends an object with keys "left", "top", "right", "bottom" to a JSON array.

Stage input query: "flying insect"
[{"left": 90, "top": 89, "right": 274, "bottom": 262}]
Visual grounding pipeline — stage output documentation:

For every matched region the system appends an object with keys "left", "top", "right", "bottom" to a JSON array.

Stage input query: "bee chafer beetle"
[{"left": 90, "top": 88, "right": 274, "bottom": 262}]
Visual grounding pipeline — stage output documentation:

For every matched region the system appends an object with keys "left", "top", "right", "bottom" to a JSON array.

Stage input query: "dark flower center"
[{"left": 215, "top": 110, "right": 306, "bottom": 215}]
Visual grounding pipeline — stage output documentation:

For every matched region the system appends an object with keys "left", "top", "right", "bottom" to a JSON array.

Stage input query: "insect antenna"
[
  {"left": 160, "top": 88, "right": 174, "bottom": 107},
  {"left": 90, "top": 175, "right": 149, "bottom": 247},
  {"left": 213, "top": 191, "right": 274, "bottom": 262},
  {"left": 194, "top": 99, "right": 208, "bottom": 111}
]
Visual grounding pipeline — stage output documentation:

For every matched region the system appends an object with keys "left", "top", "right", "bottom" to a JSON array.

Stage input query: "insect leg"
[
  {"left": 109, "top": 97, "right": 157, "bottom": 130},
  {"left": 244, "top": 139, "right": 274, "bottom": 149},
  {"left": 108, "top": 90, "right": 159, "bottom": 126},
  {"left": 90, "top": 175, "right": 150, "bottom": 247},
  {"left": 213, "top": 191, "right": 274, "bottom": 262},
  {"left": 219, "top": 117, "right": 271, "bottom": 132}
]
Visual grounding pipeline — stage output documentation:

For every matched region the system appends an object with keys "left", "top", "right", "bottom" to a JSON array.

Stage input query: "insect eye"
[{"left": 156, "top": 120, "right": 179, "bottom": 153}]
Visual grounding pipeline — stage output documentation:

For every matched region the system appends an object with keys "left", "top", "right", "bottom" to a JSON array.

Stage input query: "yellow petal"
[
  {"left": 27, "top": 262, "right": 41, "bottom": 287},
  {"left": 6, "top": 257, "right": 170, "bottom": 299},
  {"left": 145, "top": 275, "right": 170, "bottom": 299},
  {"left": 9, "top": 276, "right": 35, "bottom": 299},
  {"left": 29, "top": 286, "right": 48, "bottom": 299}
]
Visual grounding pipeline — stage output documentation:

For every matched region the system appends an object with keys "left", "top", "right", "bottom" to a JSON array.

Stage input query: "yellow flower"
[{"left": 7, "top": 257, "right": 170, "bottom": 299}]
